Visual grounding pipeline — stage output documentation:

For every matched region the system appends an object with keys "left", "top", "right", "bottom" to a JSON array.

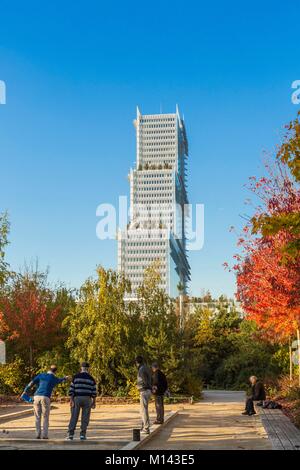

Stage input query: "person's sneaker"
[
  {"left": 66, "top": 435, "right": 74, "bottom": 440},
  {"left": 80, "top": 434, "right": 87, "bottom": 440},
  {"left": 241, "top": 411, "right": 249, "bottom": 415},
  {"left": 153, "top": 421, "right": 163, "bottom": 425},
  {"left": 42, "top": 437, "right": 48, "bottom": 439},
  {"left": 248, "top": 411, "right": 256, "bottom": 416},
  {"left": 36, "top": 436, "right": 41, "bottom": 439},
  {"left": 141, "top": 429, "right": 150, "bottom": 435}
]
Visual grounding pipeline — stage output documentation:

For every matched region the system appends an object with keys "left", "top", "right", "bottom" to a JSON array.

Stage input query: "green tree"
[
  {"left": 214, "top": 320, "right": 282, "bottom": 389},
  {"left": 136, "top": 261, "right": 196, "bottom": 393},
  {"left": 191, "top": 305, "right": 241, "bottom": 386},
  {"left": 64, "top": 267, "right": 138, "bottom": 394},
  {"left": 137, "top": 261, "right": 179, "bottom": 362},
  {"left": 187, "top": 301, "right": 284, "bottom": 390}
]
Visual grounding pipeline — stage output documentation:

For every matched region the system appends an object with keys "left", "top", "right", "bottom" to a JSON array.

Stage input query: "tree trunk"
[
  {"left": 289, "top": 338, "right": 293, "bottom": 383},
  {"left": 179, "top": 294, "right": 183, "bottom": 331},
  {"left": 29, "top": 345, "right": 33, "bottom": 369}
]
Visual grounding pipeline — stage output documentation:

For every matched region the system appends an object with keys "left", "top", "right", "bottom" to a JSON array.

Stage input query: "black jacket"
[
  {"left": 137, "top": 364, "right": 152, "bottom": 391},
  {"left": 251, "top": 381, "right": 266, "bottom": 401},
  {"left": 152, "top": 370, "right": 168, "bottom": 396}
]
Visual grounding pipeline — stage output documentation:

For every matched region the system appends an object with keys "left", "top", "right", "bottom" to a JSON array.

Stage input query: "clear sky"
[{"left": 0, "top": 0, "right": 299, "bottom": 297}]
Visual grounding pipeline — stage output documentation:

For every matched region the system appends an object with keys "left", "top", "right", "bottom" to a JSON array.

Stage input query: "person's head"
[
  {"left": 249, "top": 375, "right": 257, "bottom": 385},
  {"left": 81, "top": 361, "right": 90, "bottom": 373},
  {"left": 152, "top": 362, "right": 159, "bottom": 372},
  {"left": 50, "top": 364, "right": 58, "bottom": 374},
  {"left": 135, "top": 355, "right": 144, "bottom": 367}
]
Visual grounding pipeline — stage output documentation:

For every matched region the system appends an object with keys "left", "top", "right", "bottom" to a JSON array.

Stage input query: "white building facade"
[{"left": 118, "top": 107, "right": 190, "bottom": 298}]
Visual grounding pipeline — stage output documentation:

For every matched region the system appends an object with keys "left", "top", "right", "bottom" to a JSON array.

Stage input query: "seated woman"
[{"left": 242, "top": 376, "right": 266, "bottom": 416}]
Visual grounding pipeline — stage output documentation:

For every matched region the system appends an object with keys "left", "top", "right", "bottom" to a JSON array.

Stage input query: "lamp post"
[{"left": 291, "top": 332, "right": 300, "bottom": 387}]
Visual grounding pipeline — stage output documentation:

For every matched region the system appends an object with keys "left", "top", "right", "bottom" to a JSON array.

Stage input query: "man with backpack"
[{"left": 151, "top": 362, "right": 168, "bottom": 424}]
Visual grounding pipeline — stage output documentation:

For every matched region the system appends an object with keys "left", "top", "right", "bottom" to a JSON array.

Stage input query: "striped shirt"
[{"left": 69, "top": 372, "right": 97, "bottom": 398}]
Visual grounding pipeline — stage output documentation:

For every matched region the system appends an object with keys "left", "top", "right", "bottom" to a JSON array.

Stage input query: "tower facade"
[{"left": 118, "top": 106, "right": 190, "bottom": 299}]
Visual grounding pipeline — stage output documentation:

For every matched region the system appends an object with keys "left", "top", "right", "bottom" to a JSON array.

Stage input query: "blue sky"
[{"left": 0, "top": 0, "right": 299, "bottom": 297}]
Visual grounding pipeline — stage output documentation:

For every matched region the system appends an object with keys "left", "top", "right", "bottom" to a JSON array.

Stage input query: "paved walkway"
[
  {"left": 0, "top": 403, "right": 32, "bottom": 417},
  {"left": 258, "top": 407, "right": 300, "bottom": 450},
  {"left": 142, "top": 391, "right": 272, "bottom": 450},
  {"left": 0, "top": 392, "right": 275, "bottom": 450},
  {"left": 0, "top": 402, "right": 183, "bottom": 450}
]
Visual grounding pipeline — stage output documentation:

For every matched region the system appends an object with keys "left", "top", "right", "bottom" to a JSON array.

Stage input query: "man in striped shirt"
[{"left": 66, "top": 362, "right": 97, "bottom": 440}]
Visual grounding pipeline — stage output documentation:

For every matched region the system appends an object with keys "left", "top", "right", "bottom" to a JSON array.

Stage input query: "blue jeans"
[
  {"left": 68, "top": 396, "right": 92, "bottom": 436},
  {"left": 140, "top": 389, "right": 152, "bottom": 430}
]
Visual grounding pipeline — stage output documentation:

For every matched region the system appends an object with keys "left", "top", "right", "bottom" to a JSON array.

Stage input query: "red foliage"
[
  {"left": 231, "top": 161, "right": 300, "bottom": 342},
  {"left": 236, "top": 236, "right": 300, "bottom": 342},
  {"left": 0, "top": 275, "right": 62, "bottom": 364}
]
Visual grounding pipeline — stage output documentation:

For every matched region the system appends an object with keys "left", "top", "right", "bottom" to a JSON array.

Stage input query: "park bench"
[{"left": 257, "top": 406, "right": 300, "bottom": 450}]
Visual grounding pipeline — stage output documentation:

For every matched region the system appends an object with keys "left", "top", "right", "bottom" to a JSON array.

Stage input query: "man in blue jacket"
[{"left": 23, "top": 364, "right": 69, "bottom": 439}]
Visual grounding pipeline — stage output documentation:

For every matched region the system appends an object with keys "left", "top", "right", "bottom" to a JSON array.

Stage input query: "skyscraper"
[{"left": 118, "top": 106, "right": 190, "bottom": 299}]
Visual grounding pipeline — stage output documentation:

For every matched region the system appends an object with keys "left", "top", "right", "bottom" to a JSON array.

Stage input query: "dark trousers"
[
  {"left": 155, "top": 395, "right": 164, "bottom": 423},
  {"left": 68, "top": 396, "right": 92, "bottom": 436},
  {"left": 245, "top": 397, "right": 255, "bottom": 414}
]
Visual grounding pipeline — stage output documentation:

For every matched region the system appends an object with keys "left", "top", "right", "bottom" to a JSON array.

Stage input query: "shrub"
[
  {"left": 112, "top": 386, "right": 129, "bottom": 397},
  {"left": 126, "top": 380, "right": 140, "bottom": 399},
  {"left": 277, "top": 375, "right": 300, "bottom": 400},
  {"left": 183, "top": 374, "right": 203, "bottom": 397},
  {"left": 0, "top": 357, "right": 31, "bottom": 395},
  {"left": 36, "top": 347, "right": 78, "bottom": 396}
]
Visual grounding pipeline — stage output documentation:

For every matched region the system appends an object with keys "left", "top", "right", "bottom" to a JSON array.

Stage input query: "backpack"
[{"left": 262, "top": 400, "right": 282, "bottom": 409}]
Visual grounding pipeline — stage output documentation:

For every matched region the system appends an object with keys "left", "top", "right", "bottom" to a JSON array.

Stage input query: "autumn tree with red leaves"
[
  {"left": 252, "top": 111, "right": 300, "bottom": 259},
  {"left": 235, "top": 233, "right": 300, "bottom": 342},
  {"left": 0, "top": 269, "right": 71, "bottom": 367},
  {"left": 234, "top": 167, "right": 300, "bottom": 340},
  {"left": 228, "top": 113, "right": 300, "bottom": 382}
]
